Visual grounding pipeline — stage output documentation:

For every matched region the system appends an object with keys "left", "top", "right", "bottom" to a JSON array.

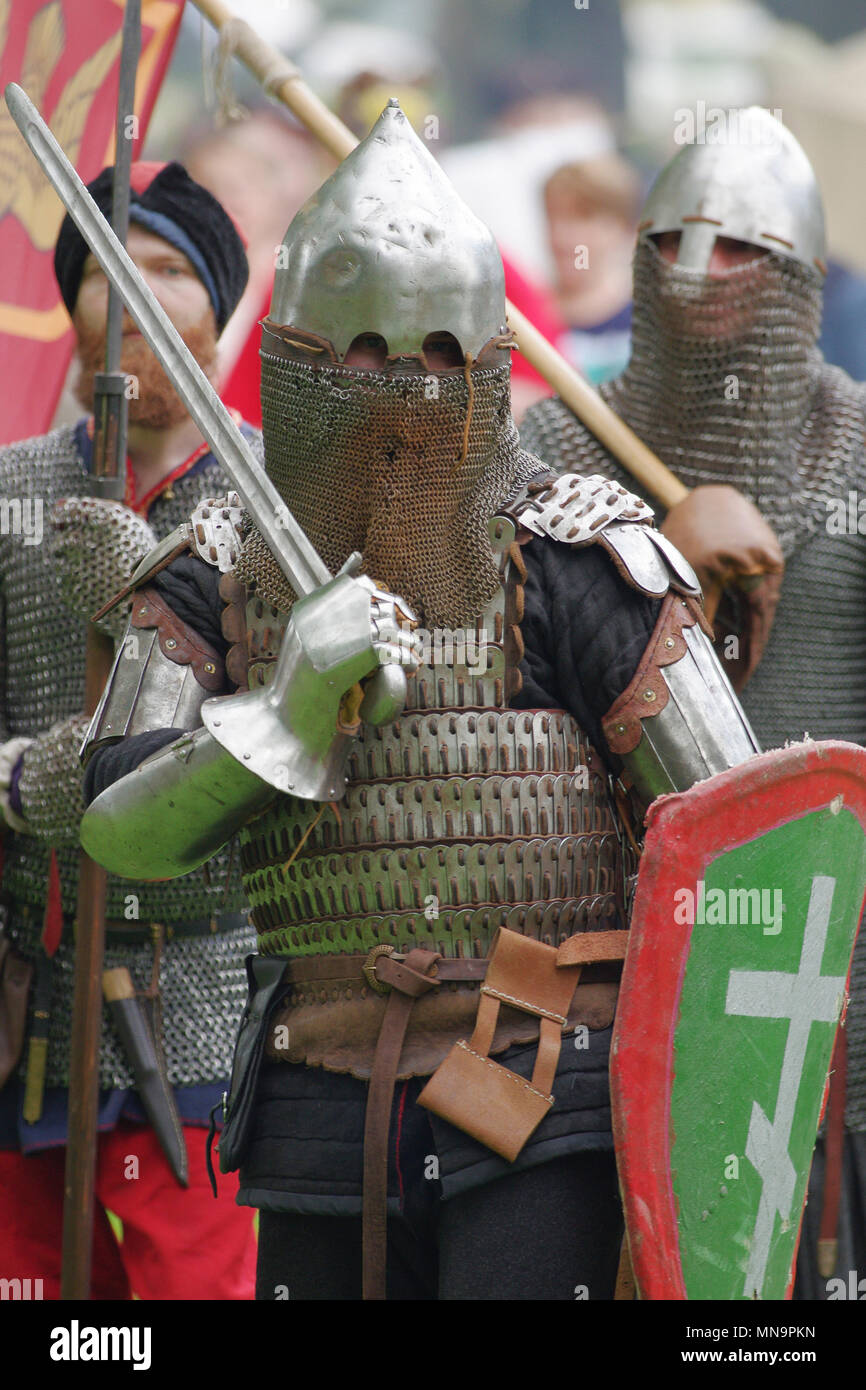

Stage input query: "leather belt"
[
  {"left": 9, "top": 902, "right": 248, "bottom": 946},
  {"left": 78, "top": 912, "right": 249, "bottom": 945},
  {"left": 282, "top": 949, "right": 622, "bottom": 990}
]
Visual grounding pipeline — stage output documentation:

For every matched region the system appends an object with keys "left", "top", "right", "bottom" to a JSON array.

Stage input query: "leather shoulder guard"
[
  {"left": 92, "top": 492, "right": 245, "bottom": 622},
  {"left": 503, "top": 472, "right": 701, "bottom": 600}
]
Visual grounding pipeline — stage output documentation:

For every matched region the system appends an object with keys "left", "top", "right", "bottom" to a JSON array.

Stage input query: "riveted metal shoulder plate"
[
  {"left": 507, "top": 472, "right": 655, "bottom": 545},
  {"left": 503, "top": 472, "right": 700, "bottom": 599},
  {"left": 189, "top": 492, "right": 245, "bottom": 572}
]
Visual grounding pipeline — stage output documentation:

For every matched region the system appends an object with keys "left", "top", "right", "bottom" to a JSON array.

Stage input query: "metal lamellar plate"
[
  {"left": 249, "top": 835, "right": 620, "bottom": 960},
  {"left": 257, "top": 894, "right": 620, "bottom": 963},
  {"left": 239, "top": 549, "right": 631, "bottom": 960},
  {"left": 189, "top": 491, "right": 245, "bottom": 572},
  {"left": 247, "top": 769, "right": 607, "bottom": 854},
  {"left": 345, "top": 710, "right": 584, "bottom": 782}
]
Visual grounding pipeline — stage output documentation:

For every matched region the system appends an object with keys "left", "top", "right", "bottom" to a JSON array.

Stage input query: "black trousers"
[{"left": 255, "top": 1150, "right": 623, "bottom": 1301}]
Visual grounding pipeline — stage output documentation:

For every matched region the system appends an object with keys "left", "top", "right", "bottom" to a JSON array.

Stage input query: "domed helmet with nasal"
[
  {"left": 521, "top": 107, "right": 865, "bottom": 558},
  {"left": 235, "top": 99, "right": 541, "bottom": 628}
]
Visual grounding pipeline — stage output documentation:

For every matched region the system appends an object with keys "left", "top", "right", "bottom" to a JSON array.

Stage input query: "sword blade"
[{"left": 3, "top": 82, "right": 329, "bottom": 599}]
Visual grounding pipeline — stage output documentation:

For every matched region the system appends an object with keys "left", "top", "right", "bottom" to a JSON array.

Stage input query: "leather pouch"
[
  {"left": 218, "top": 955, "right": 289, "bottom": 1173},
  {"left": 0, "top": 936, "right": 33, "bottom": 1091},
  {"left": 418, "top": 927, "right": 581, "bottom": 1162}
]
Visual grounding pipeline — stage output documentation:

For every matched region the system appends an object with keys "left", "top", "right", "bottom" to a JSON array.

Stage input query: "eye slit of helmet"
[
  {"left": 650, "top": 229, "right": 767, "bottom": 270},
  {"left": 344, "top": 333, "right": 388, "bottom": 368},
  {"left": 422, "top": 332, "right": 464, "bottom": 370},
  {"left": 650, "top": 230, "right": 681, "bottom": 262}
]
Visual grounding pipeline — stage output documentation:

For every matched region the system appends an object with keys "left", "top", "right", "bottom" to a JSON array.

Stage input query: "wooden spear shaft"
[
  {"left": 190, "top": 0, "right": 688, "bottom": 510},
  {"left": 61, "top": 0, "right": 141, "bottom": 1300}
]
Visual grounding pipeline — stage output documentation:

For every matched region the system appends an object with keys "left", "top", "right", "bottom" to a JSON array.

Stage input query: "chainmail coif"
[
  {"left": 236, "top": 348, "right": 542, "bottom": 628},
  {"left": 521, "top": 239, "right": 866, "bottom": 558}
]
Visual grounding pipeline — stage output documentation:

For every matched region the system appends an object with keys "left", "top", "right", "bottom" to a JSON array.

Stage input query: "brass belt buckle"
[{"left": 363, "top": 944, "right": 397, "bottom": 995}]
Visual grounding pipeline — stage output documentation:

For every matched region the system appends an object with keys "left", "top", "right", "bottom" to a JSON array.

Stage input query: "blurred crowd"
[{"left": 128, "top": 0, "right": 866, "bottom": 433}]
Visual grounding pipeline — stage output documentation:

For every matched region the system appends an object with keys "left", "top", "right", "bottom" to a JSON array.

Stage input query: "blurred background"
[{"left": 136, "top": 0, "right": 866, "bottom": 412}]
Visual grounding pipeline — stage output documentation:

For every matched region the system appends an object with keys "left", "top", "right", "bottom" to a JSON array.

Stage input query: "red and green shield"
[{"left": 611, "top": 741, "right": 866, "bottom": 1300}]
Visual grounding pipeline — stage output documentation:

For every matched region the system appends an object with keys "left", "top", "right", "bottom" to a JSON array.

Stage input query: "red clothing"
[{"left": 0, "top": 1121, "right": 256, "bottom": 1300}]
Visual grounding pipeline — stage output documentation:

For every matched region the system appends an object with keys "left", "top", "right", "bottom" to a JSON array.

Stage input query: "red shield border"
[{"left": 610, "top": 740, "right": 866, "bottom": 1300}]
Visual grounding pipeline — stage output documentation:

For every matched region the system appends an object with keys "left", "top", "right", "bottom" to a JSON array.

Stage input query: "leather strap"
[
  {"left": 818, "top": 1027, "right": 847, "bottom": 1278},
  {"left": 362, "top": 948, "right": 441, "bottom": 1300},
  {"left": 282, "top": 947, "right": 624, "bottom": 988}
]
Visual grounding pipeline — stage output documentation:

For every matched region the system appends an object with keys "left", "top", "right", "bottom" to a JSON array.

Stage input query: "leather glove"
[{"left": 660, "top": 484, "right": 784, "bottom": 690}]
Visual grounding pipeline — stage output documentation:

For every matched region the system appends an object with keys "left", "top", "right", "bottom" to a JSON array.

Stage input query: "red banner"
[{"left": 0, "top": 0, "right": 184, "bottom": 446}]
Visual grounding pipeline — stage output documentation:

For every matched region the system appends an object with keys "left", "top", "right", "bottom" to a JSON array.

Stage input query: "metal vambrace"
[
  {"left": 79, "top": 586, "right": 274, "bottom": 878},
  {"left": 79, "top": 725, "right": 273, "bottom": 879},
  {"left": 601, "top": 591, "right": 761, "bottom": 806}
]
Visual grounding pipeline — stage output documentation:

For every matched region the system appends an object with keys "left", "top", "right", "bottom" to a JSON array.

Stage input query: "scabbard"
[
  {"left": 103, "top": 968, "right": 188, "bottom": 1186},
  {"left": 22, "top": 953, "right": 53, "bottom": 1123}
]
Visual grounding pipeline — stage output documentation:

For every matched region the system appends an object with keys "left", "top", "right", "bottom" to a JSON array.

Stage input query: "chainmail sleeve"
[{"left": 14, "top": 714, "right": 91, "bottom": 843}]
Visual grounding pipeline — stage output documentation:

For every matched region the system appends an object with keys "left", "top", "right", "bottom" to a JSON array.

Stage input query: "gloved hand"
[
  {"left": 661, "top": 484, "right": 784, "bottom": 689},
  {"left": 202, "top": 571, "right": 422, "bottom": 800},
  {"left": 660, "top": 484, "right": 784, "bottom": 621},
  {"left": 50, "top": 497, "right": 157, "bottom": 640}
]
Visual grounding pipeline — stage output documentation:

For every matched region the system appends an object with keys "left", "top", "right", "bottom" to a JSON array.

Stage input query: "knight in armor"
[
  {"left": 519, "top": 107, "right": 866, "bottom": 1299},
  {"left": 0, "top": 161, "right": 259, "bottom": 1299},
  {"left": 80, "top": 103, "right": 760, "bottom": 1301}
]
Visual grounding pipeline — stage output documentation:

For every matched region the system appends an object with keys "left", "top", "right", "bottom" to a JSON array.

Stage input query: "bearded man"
[
  {"left": 79, "top": 103, "right": 760, "bottom": 1301},
  {"left": 519, "top": 107, "right": 866, "bottom": 1299},
  {"left": 0, "top": 161, "right": 259, "bottom": 1300}
]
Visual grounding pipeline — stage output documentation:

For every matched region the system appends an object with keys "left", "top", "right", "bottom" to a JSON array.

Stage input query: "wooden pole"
[
  {"left": 189, "top": 0, "right": 688, "bottom": 509},
  {"left": 61, "top": 629, "right": 115, "bottom": 1300},
  {"left": 60, "top": 0, "right": 141, "bottom": 1300}
]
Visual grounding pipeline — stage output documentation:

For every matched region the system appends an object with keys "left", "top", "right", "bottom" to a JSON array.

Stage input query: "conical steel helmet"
[
  {"left": 269, "top": 99, "right": 507, "bottom": 360},
  {"left": 638, "top": 107, "right": 826, "bottom": 273}
]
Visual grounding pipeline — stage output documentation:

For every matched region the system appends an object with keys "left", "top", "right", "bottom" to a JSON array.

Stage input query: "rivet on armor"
[
  {"left": 664, "top": 638, "right": 675, "bottom": 649},
  {"left": 204, "top": 662, "right": 216, "bottom": 674},
  {"left": 643, "top": 690, "right": 657, "bottom": 702},
  {"left": 165, "top": 638, "right": 177, "bottom": 650},
  {"left": 616, "top": 723, "right": 626, "bottom": 734}
]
